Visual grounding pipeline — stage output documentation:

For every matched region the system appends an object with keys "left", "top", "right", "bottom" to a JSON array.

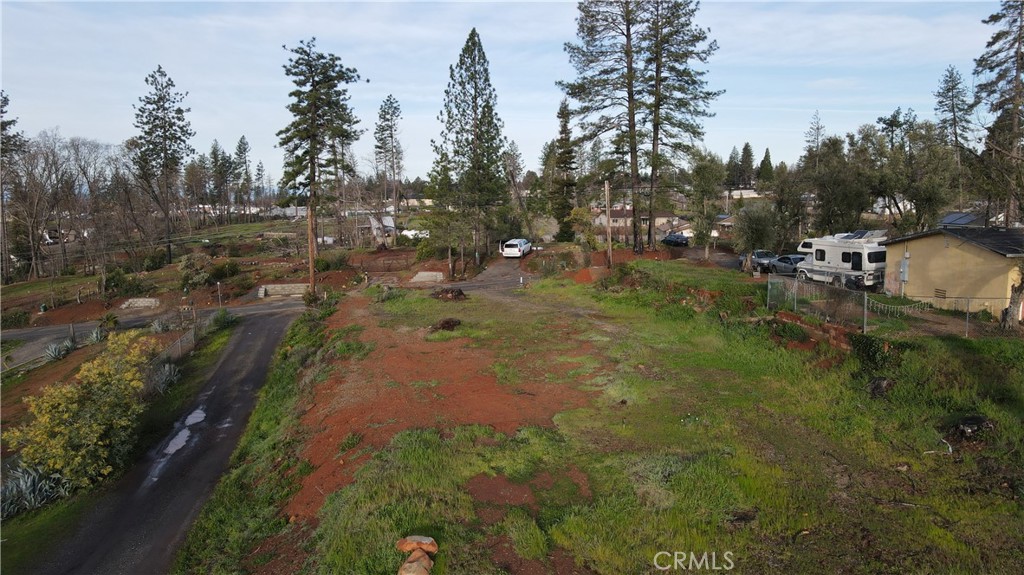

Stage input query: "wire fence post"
[
  {"left": 793, "top": 279, "right": 798, "bottom": 312},
  {"left": 863, "top": 291, "right": 868, "bottom": 334},
  {"left": 965, "top": 297, "right": 971, "bottom": 338}
]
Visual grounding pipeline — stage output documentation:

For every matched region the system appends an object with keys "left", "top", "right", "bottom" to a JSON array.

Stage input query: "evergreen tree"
[
  {"left": 804, "top": 110, "right": 826, "bottom": 173},
  {"left": 561, "top": 0, "right": 646, "bottom": 251},
  {"left": 739, "top": 142, "right": 755, "bottom": 187},
  {"left": 374, "top": 94, "right": 404, "bottom": 216},
  {"left": 973, "top": 0, "right": 1024, "bottom": 224},
  {"left": 130, "top": 66, "right": 195, "bottom": 265},
  {"left": 1, "top": 91, "right": 27, "bottom": 283},
  {"left": 430, "top": 28, "right": 507, "bottom": 267},
  {"left": 725, "top": 146, "right": 741, "bottom": 189},
  {"left": 553, "top": 99, "right": 577, "bottom": 241},
  {"left": 233, "top": 136, "right": 252, "bottom": 222},
  {"left": 208, "top": 140, "right": 234, "bottom": 223},
  {"left": 638, "top": 0, "right": 722, "bottom": 247},
  {"left": 688, "top": 150, "right": 725, "bottom": 261},
  {"left": 277, "top": 37, "right": 362, "bottom": 291},
  {"left": 757, "top": 148, "right": 774, "bottom": 187},
  {"left": 934, "top": 65, "right": 975, "bottom": 210}
]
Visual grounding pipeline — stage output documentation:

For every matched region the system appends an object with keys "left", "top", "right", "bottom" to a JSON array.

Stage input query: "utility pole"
[{"left": 605, "top": 180, "right": 613, "bottom": 269}]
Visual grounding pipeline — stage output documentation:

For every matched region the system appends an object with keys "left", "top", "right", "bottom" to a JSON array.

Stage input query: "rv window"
[
  {"left": 801, "top": 241, "right": 812, "bottom": 250},
  {"left": 815, "top": 249, "right": 825, "bottom": 262},
  {"left": 868, "top": 251, "right": 886, "bottom": 264},
  {"left": 841, "top": 252, "right": 851, "bottom": 263}
]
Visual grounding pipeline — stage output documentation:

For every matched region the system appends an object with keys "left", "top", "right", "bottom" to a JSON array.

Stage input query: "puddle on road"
[
  {"left": 164, "top": 429, "right": 191, "bottom": 455},
  {"left": 185, "top": 408, "right": 206, "bottom": 426}
]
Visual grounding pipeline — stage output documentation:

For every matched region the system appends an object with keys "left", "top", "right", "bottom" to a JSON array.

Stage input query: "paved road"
[
  {"left": 22, "top": 301, "right": 303, "bottom": 575},
  {"left": 1, "top": 299, "right": 303, "bottom": 372}
]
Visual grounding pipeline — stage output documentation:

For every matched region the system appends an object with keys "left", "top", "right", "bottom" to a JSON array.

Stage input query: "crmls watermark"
[{"left": 653, "top": 551, "right": 735, "bottom": 571}]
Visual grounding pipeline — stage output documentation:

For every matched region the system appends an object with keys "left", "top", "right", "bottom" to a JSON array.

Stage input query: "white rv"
[{"left": 794, "top": 230, "right": 888, "bottom": 289}]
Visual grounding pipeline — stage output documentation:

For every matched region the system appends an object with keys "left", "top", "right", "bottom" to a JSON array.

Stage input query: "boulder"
[
  {"left": 396, "top": 535, "right": 439, "bottom": 554},
  {"left": 429, "top": 318, "right": 461, "bottom": 333},
  {"left": 868, "top": 376, "right": 895, "bottom": 398}
]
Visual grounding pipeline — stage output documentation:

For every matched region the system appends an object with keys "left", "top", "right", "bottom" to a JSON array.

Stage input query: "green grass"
[
  {"left": 1, "top": 338, "right": 25, "bottom": 355},
  {"left": 136, "top": 326, "right": 236, "bottom": 452},
  {"left": 172, "top": 302, "right": 336, "bottom": 574},
  {"left": 0, "top": 491, "right": 95, "bottom": 574},
  {"left": 175, "top": 258, "right": 1024, "bottom": 574}
]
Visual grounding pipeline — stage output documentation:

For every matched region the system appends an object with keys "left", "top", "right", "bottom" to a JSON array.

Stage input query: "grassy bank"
[{"left": 172, "top": 297, "right": 341, "bottom": 574}]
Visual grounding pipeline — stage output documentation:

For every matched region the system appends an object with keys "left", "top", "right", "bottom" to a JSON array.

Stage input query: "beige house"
[
  {"left": 880, "top": 227, "right": 1024, "bottom": 320},
  {"left": 593, "top": 208, "right": 678, "bottom": 243}
]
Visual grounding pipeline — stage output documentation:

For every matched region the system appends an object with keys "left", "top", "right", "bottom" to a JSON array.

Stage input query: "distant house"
[
  {"left": 879, "top": 227, "right": 1024, "bottom": 321},
  {"left": 593, "top": 207, "right": 677, "bottom": 243}
]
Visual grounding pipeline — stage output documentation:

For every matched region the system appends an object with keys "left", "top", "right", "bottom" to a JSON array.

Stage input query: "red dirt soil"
[{"left": 253, "top": 293, "right": 601, "bottom": 574}]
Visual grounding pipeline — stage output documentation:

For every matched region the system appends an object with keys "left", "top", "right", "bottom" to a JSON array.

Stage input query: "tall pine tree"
[
  {"left": 277, "top": 37, "right": 362, "bottom": 291},
  {"left": 130, "top": 66, "right": 195, "bottom": 265},
  {"left": 430, "top": 28, "right": 507, "bottom": 268},
  {"left": 374, "top": 94, "right": 404, "bottom": 216}
]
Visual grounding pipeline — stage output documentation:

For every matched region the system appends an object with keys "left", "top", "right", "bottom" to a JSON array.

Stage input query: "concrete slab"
[{"left": 409, "top": 271, "right": 445, "bottom": 284}]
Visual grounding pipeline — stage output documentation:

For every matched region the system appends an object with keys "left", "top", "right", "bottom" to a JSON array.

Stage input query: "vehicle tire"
[
  {"left": 770, "top": 265, "right": 778, "bottom": 274},
  {"left": 797, "top": 270, "right": 808, "bottom": 281},
  {"left": 831, "top": 276, "right": 842, "bottom": 287}
]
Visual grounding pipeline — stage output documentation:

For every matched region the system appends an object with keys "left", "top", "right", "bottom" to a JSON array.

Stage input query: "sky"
[{"left": 1, "top": 1, "right": 1000, "bottom": 185}]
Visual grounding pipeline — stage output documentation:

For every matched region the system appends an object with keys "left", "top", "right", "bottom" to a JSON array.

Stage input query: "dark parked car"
[
  {"left": 768, "top": 254, "right": 806, "bottom": 274},
  {"left": 661, "top": 233, "right": 690, "bottom": 247},
  {"left": 738, "top": 249, "right": 777, "bottom": 271}
]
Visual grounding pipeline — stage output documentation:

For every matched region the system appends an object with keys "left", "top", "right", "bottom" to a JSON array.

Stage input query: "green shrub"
[
  {"left": 178, "top": 254, "right": 212, "bottom": 290},
  {"left": 210, "top": 308, "right": 239, "bottom": 331},
  {"left": 229, "top": 274, "right": 255, "bottom": 292},
  {"left": 142, "top": 250, "right": 167, "bottom": 272},
  {"left": 210, "top": 260, "right": 240, "bottom": 282},
  {"left": 104, "top": 267, "right": 152, "bottom": 297},
  {"left": 1, "top": 309, "right": 30, "bottom": 329},
  {"left": 314, "top": 251, "right": 348, "bottom": 272},
  {"left": 774, "top": 321, "right": 809, "bottom": 343}
]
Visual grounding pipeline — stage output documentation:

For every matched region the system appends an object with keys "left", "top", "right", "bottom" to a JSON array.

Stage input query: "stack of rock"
[{"left": 396, "top": 536, "right": 438, "bottom": 575}]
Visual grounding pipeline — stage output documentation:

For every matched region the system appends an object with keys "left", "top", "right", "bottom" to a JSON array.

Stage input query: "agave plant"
[
  {"left": 149, "top": 318, "right": 171, "bottom": 334},
  {"left": 86, "top": 327, "right": 107, "bottom": 344},
  {"left": 149, "top": 362, "right": 182, "bottom": 395},
  {"left": 44, "top": 343, "right": 68, "bottom": 361},
  {"left": 0, "top": 465, "right": 73, "bottom": 520},
  {"left": 98, "top": 312, "right": 119, "bottom": 330}
]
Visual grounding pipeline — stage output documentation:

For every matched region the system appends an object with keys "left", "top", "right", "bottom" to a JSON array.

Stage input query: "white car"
[{"left": 502, "top": 238, "right": 532, "bottom": 258}]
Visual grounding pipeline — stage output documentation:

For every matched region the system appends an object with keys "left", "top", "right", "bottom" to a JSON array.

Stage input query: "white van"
[{"left": 502, "top": 238, "right": 532, "bottom": 258}]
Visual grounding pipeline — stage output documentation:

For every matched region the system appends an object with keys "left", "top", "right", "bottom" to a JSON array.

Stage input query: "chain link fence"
[{"left": 766, "top": 274, "right": 1014, "bottom": 338}]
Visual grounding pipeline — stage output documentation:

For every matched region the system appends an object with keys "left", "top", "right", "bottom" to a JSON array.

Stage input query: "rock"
[
  {"left": 398, "top": 563, "right": 430, "bottom": 575},
  {"left": 429, "top": 318, "right": 461, "bottom": 333},
  {"left": 950, "top": 414, "right": 994, "bottom": 440},
  {"left": 868, "top": 376, "right": 895, "bottom": 398},
  {"left": 396, "top": 535, "right": 439, "bottom": 554},
  {"left": 430, "top": 287, "right": 467, "bottom": 301},
  {"left": 404, "top": 549, "right": 434, "bottom": 569}
]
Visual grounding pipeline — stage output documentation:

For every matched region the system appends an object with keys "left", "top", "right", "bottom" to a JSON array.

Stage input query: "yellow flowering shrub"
[{"left": 6, "top": 331, "right": 160, "bottom": 488}]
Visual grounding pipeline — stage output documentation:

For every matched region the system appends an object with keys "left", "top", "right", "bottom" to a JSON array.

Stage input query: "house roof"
[
  {"left": 938, "top": 212, "right": 981, "bottom": 227},
  {"left": 880, "top": 227, "right": 1024, "bottom": 258}
]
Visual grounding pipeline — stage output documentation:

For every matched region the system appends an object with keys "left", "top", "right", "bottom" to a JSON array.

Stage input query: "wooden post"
[{"left": 605, "top": 180, "right": 613, "bottom": 269}]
